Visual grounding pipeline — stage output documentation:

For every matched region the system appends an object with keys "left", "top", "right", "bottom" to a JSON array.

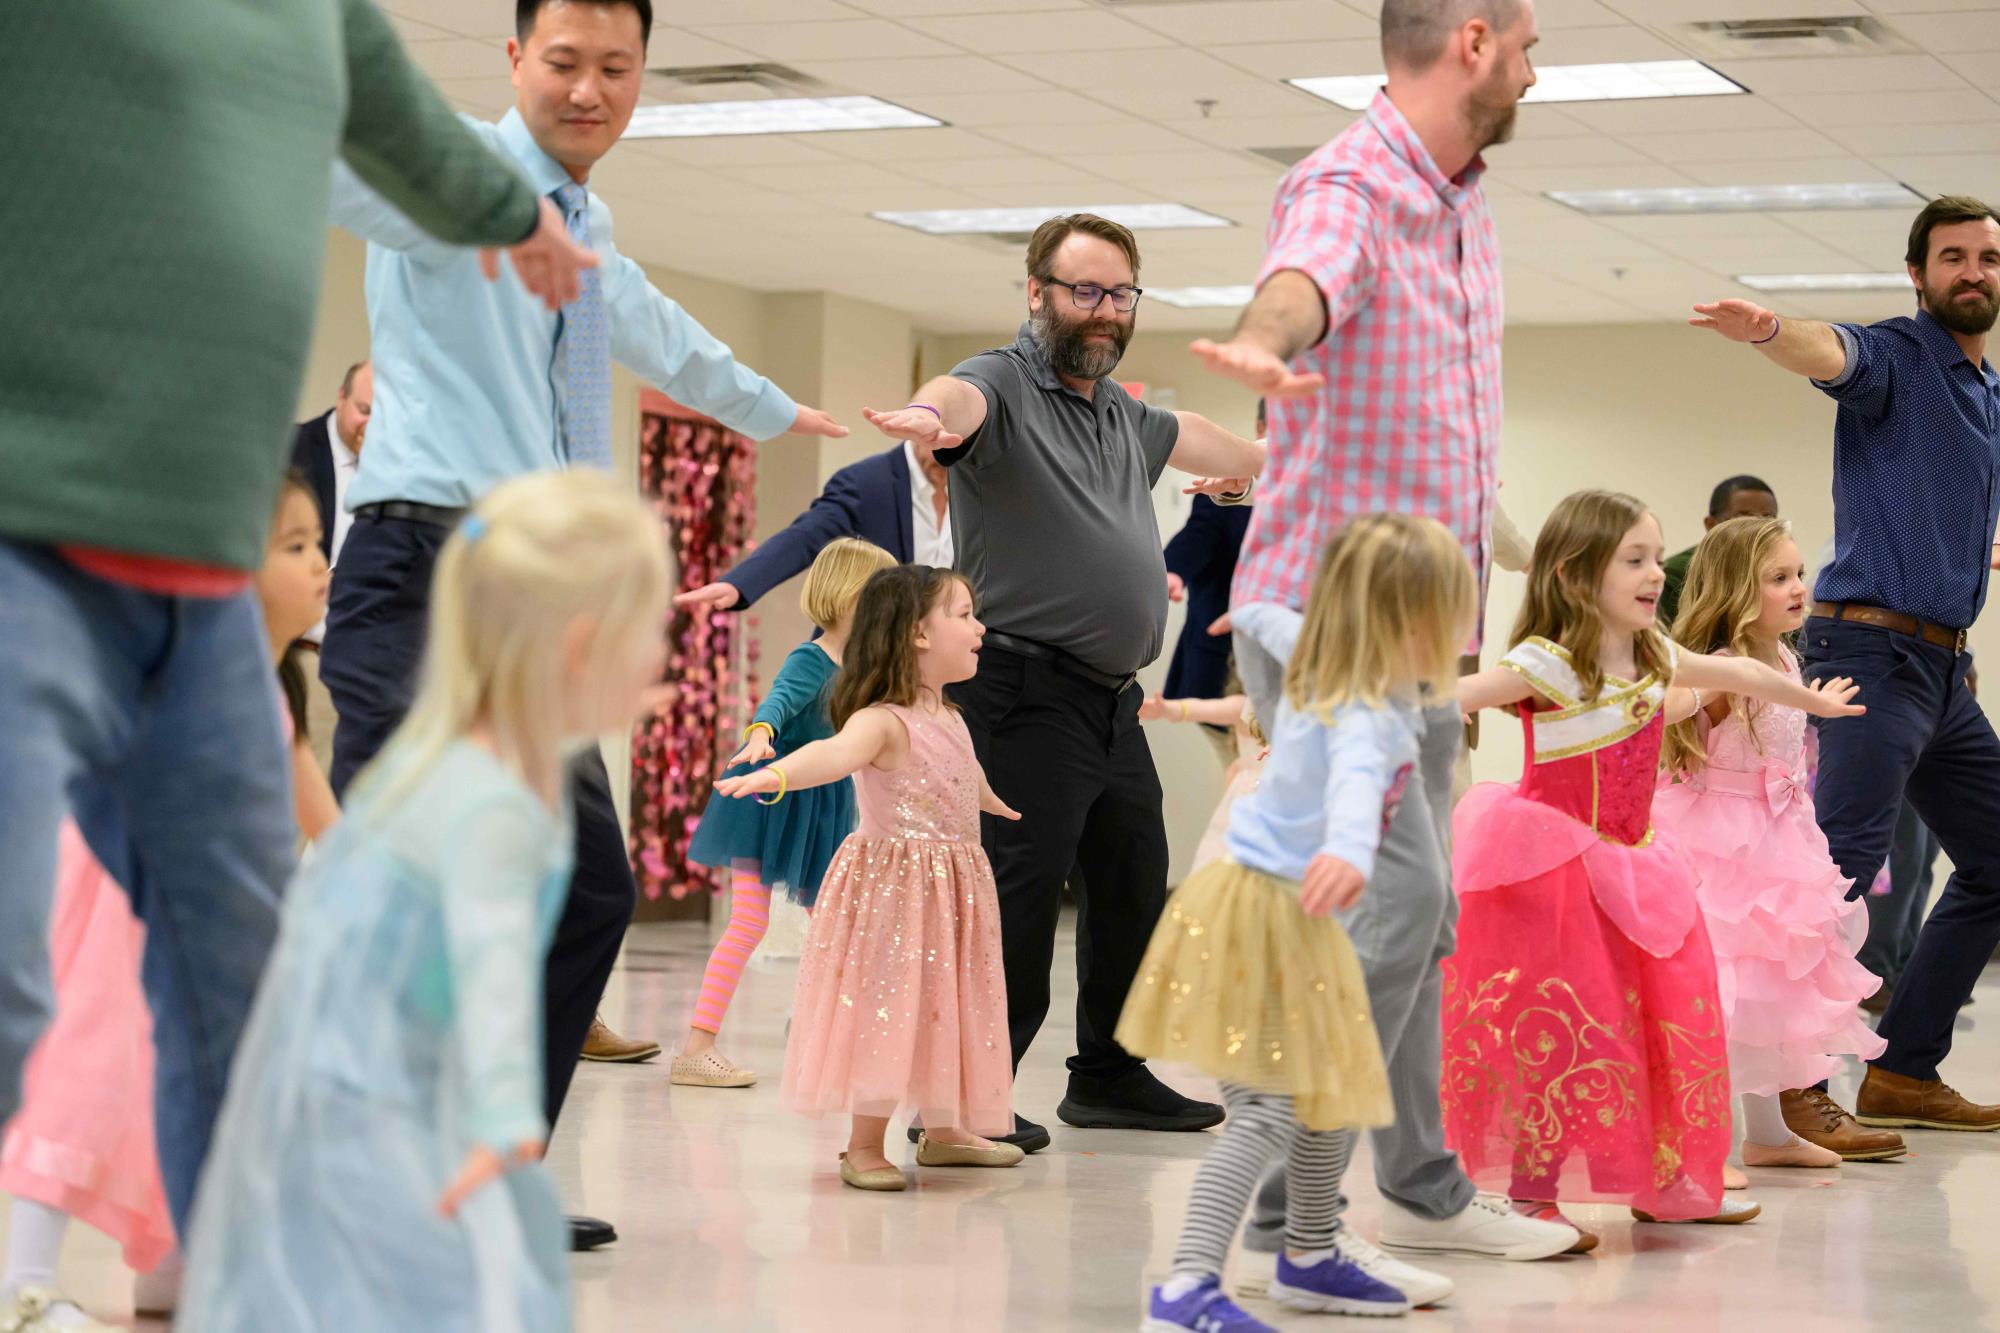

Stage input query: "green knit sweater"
[{"left": 0, "top": 0, "right": 540, "bottom": 570}]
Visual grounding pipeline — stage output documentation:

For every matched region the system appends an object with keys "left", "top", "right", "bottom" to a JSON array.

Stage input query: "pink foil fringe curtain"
[{"left": 633, "top": 401, "right": 760, "bottom": 901}]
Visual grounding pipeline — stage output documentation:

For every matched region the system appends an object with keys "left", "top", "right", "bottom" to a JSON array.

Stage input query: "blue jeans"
[
  {"left": 0, "top": 541, "right": 289, "bottom": 1228},
  {"left": 1804, "top": 616, "right": 2000, "bottom": 1081},
  {"left": 1857, "top": 801, "right": 1940, "bottom": 986}
]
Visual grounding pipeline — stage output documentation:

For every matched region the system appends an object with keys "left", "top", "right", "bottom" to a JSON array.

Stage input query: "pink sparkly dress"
[
  {"left": 782, "top": 703, "right": 1012, "bottom": 1136},
  {"left": 1652, "top": 645, "right": 1884, "bottom": 1095},
  {"left": 0, "top": 822, "right": 176, "bottom": 1272},
  {"left": 1442, "top": 637, "right": 1729, "bottom": 1220}
]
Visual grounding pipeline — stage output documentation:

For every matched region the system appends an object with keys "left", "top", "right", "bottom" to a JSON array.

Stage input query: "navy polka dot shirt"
[{"left": 1813, "top": 309, "right": 2000, "bottom": 629}]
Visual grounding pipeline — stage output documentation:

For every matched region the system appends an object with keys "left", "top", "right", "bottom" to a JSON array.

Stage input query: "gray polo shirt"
[{"left": 940, "top": 323, "right": 1181, "bottom": 677}]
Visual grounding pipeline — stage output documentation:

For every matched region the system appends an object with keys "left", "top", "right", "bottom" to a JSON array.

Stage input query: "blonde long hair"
[
  {"left": 357, "top": 472, "right": 672, "bottom": 808},
  {"left": 1661, "top": 516, "right": 1794, "bottom": 776},
  {"left": 1285, "top": 513, "right": 1477, "bottom": 715},
  {"left": 1512, "top": 490, "right": 1674, "bottom": 701},
  {"left": 800, "top": 537, "right": 897, "bottom": 632}
]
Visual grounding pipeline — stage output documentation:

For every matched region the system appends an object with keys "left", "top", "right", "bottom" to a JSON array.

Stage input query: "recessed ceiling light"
[
  {"left": 1549, "top": 182, "right": 1925, "bottom": 215},
  {"left": 623, "top": 96, "right": 942, "bottom": 139},
  {"left": 1148, "top": 286, "right": 1258, "bottom": 309},
  {"left": 1288, "top": 60, "right": 1743, "bottom": 112},
  {"left": 1737, "top": 273, "right": 1914, "bottom": 293},
  {"left": 871, "top": 204, "right": 1232, "bottom": 235}
]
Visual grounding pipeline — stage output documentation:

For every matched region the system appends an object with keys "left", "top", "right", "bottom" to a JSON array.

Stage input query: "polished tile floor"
[{"left": 11, "top": 913, "right": 2000, "bottom": 1331}]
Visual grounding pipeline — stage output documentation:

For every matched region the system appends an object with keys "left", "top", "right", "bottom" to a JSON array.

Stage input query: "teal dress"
[
  {"left": 179, "top": 742, "right": 573, "bottom": 1332},
  {"left": 689, "top": 641, "right": 855, "bottom": 907}
]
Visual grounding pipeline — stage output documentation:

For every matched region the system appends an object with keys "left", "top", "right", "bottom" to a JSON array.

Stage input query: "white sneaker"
[
  {"left": 1230, "top": 1247, "right": 1278, "bottom": 1299},
  {"left": 1378, "top": 1194, "right": 1578, "bottom": 1261},
  {"left": 1332, "top": 1228, "right": 1454, "bottom": 1307},
  {"left": 0, "top": 1284, "right": 114, "bottom": 1332}
]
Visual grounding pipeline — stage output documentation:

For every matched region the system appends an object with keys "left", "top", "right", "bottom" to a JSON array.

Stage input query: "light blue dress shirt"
[
  {"left": 332, "top": 109, "right": 799, "bottom": 511},
  {"left": 1224, "top": 603, "right": 1425, "bottom": 882}
]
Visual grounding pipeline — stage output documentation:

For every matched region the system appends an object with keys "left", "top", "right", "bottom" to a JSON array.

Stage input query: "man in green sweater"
[
  {"left": 1659, "top": 474, "right": 1780, "bottom": 628},
  {"left": 0, "top": 0, "right": 595, "bottom": 1244}
]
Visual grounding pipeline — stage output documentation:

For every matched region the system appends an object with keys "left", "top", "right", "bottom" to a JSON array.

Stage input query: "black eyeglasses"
[{"left": 1043, "top": 277, "right": 1144, "bottom": 313}]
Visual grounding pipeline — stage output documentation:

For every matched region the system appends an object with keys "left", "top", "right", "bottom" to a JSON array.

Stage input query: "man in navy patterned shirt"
[{"left": 1694, "top": 195, "right": 2000, "bottom": 1133}]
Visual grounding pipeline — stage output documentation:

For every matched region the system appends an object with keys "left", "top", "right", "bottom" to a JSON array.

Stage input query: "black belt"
[
  {"left": 983, "top": 631, "right": 1138, "bottom": 695},
  {"left": 355, "top": 500, "right": 468, "bottom": 529}
]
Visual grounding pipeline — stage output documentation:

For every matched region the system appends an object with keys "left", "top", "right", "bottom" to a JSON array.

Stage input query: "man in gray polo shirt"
[{"left": 864, "top": 213, "right": 1265, "bottom": 1150}]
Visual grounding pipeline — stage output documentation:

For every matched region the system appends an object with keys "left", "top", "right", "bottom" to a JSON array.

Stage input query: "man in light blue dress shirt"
[{"left": 318, "top": 0, "right": 846, "bottom": 1252}]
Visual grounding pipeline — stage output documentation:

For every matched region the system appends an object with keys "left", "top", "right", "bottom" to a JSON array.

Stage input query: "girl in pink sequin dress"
[
  {"left": 1449, "top": 491, "right": 1865, "bottom": 1248},
  {"left": 716, "top": 566, "right": 1022, "bottom": 1192},
  {"left": 1656, "top": 517, "right": 1889, "bottom": 1175}
]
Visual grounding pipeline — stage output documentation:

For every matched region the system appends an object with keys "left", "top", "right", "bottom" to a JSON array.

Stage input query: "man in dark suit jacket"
[
  {"left": 1162, "top": 493, "right": 1251, "bottom": 705},
  {"left": 676, "top": 440, "right": 946, "bottom": 611},
  {"left": 288, "top": 359, "right": 371, "bottom": 564}
]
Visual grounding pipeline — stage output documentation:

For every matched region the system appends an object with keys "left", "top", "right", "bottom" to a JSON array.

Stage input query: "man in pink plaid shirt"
[{"left": 1170, "top": 2, "right": 1584, "bottom": 1322}]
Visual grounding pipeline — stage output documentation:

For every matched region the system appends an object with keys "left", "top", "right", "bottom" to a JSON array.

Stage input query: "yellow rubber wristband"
[
  {"left": 1178, "top": 700, "right": 1191, "bottom": 722},
  {"left": 754, "top": 765, "right": 788, "bottom": 806},
  {"left": 744, "top": 721, "right": 775, "bottom": 741}
]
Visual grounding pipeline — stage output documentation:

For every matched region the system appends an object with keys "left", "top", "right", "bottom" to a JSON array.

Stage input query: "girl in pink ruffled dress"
[
  {"left": 1448, "top": 491, "right": 1865, "bottom": 1250},
  {"left": 716, "top": 565, "right": 1022, "bottom": 1192},
  {"left": 1655, "top": 517, "right": 1891, "bottom": 1178}
]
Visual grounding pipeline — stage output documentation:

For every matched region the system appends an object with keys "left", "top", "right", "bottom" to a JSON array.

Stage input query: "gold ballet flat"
[
  {"left": 915, "top": 1132, "right": 1027, "bottom": 1168},
  {"left": 838, "top": 1153, "right": 908, "bottom": 1191}
]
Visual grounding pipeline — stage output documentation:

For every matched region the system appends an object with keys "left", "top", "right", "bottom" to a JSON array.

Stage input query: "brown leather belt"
[{"left": 1811, "top": 601, "right": 1967, "bottom": 654}]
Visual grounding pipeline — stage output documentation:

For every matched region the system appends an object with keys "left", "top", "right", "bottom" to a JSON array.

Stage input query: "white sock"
[
  {"left": 1287, "top": 1247, "right": 1336, "bottom": 1268},
  {"left": 1162, "top": 1272, "right": 1211, "bottom": 1300},
  {"left": 3, "top": 1198, "right": 69, "bottom": 1291},
  {"left": 1740, "top": 1092, "right": 1795, "bottom": 1148}
]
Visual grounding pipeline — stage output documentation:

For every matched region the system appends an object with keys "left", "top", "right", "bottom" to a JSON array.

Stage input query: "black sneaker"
[
  {"left": 906, "top": 1112, "right": 1051, "bottom": 1154},
  {"left": 1057, "top": 1066, "right": 1225, "bottom": 1132}
]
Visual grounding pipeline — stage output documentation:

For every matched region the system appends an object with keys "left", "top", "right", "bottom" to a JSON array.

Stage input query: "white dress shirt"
[
  {"left": 305, "top": 413, "right": 361, "bottom": 645},
  {"left": 906, "top": 440, "right": 954, "bottom": 568}
]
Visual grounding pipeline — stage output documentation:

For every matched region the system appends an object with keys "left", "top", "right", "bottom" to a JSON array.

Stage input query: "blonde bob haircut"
[
  {"left": 1285, "top": 513, "right": 1477, "bottom": 715},
  {"left": 801, "top": 537, "right": 898, "bottom": 632},
  {"left": 1512, "top": 489, "right": 1675, "bottom": 703},
  {"left": 358, "top": 471, "right": 672, "bottom": 807},
  {"left": 1662, "top": 515, "right": 1796, "bottom": 777}
]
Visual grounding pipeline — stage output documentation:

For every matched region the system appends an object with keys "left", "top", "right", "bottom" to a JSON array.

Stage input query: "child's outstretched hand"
[
  {"left": 438, "top": 1139, "right": 544, "bottom": 1218},
  {"left": 981, "top": 788, "right": 1022, "bottom": 821},
  {"left": 716, "top": 766, "right": 784, "bottom": 800},
  {"left": 1137, "top": 692, "right": 1169, "bottom": 722},
  {"left": 1804, "top": 675, "right": 1865, "bottom": 718},
  {"left": 1300, "top": 854, "right": 1365, "bottom": 916},
  {"left": 727, "top": 731, "right": 777, "bottom": 768}
]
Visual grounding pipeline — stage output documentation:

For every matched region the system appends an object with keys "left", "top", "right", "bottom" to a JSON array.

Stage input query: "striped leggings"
[
  {"left": 689, "top": 860, "right": 770, "bottom": 1035},
  {"left": 1171, "top": 1083, "right": 1354, "bottom": 1280}
]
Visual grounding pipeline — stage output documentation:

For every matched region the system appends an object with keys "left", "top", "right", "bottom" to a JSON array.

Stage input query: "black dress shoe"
[
  {"left": 569, "top": 1215, "right": 618, "bottom": 1251},
  {"left": 906, "top": 1112, "right": 1051, "bottom": 1154},
  {"left": 1058, "top": 1066, "right": 1225, "bottom": 1132}
]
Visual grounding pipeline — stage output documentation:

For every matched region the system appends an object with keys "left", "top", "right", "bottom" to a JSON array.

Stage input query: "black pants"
[
  {"left": 948, "top": 646, "right": 1168, "bottom": 1085},
  {"left": 1805, "top": 617, "right": 2000, "bottom": 1081},
  {"left": 321, "top": 512, "right": 637, "bottom": 1126}
]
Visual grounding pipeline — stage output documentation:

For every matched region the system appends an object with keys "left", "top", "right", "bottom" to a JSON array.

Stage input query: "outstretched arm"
[
  {"left": 1457, "top": 666, "right": 1538, "bottom": 716},
  {"left": 978, "top": 771, "right": 1021, "bottom": 821},
  {"left": 1139, "top": 693, "right": 1250, "bottom": 727},
  {"left": 714, "top": 708, "right": 901, "bottom": 799},
  {"left": 1167, "top": 414, "right": 1266, "bottom": 482},
  {"left": 862, "top": 376, "right": 990, "bottom": 455},
  {"left": 1672, "top": 652, "right": 1864, "bottom": 718},
  {"left": 1689, "top": 299, "right": 1848, "bottom": 382},
  {"left": 1189, "top": 271, "right": 1331, "bottom": 398}
]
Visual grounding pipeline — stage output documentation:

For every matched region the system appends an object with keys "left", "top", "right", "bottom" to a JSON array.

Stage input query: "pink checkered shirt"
[{"left": 1232, "top": 92, "right": 1503, "bottom": 645}]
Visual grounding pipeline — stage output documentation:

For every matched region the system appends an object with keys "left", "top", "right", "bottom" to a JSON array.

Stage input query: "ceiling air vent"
[
  {"left": 1665, "top": 16, "right": 1916, "bottom": 60},
  {"left": 643, "top": 62, "right": 829, "bottom": 103}
]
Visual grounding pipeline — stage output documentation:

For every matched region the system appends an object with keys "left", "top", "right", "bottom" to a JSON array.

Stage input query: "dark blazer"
[
  {"left": 1162, "top": 494, "right": 1253, "bottom": 701},
  {"left": 721, "top": 445, "right": 914, "bottom": 608},
  {"left": 289, "top": 411, "right": 339, "bottom": 562}
]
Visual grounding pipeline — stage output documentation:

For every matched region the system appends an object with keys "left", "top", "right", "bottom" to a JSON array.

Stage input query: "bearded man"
[{"left": 862, "top": 213, "right": 1265, "bottom": 1151}]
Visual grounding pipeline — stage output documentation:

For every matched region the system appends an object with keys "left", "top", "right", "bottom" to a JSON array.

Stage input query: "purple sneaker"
[
  {"left": 1271, "top": 1252, "right": 1412, "bottom": 1317},
  {"left": 1144, "top": 1276, "right": 1277, "bottom": 1332}
]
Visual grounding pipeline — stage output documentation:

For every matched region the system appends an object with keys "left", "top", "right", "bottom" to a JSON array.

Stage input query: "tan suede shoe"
[
  {"left": 581, "top": 1014, "right": 662, "bottom": 1064},
  {"left": 1854, "top": 1066, "right": 2000, "bottom": 1132},
  {"left": 1782, "top": 1087, "right": 1908, "bottom": 1159}
]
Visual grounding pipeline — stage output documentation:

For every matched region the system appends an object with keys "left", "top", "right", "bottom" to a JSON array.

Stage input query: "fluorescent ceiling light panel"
[
  {"left": 1549, "top": 182, "right": 1924, "bottom": 215},
  {"left": 1737, "top": 273, "right": 1914, "bottom": 293},
  {"left": 623, "top": 96, "right": 941, "bottom": 139},
  {"left": 1148, "top": 286, "right": 1258, "bottom": 309},
  {"left": 872, "top": 204, "right": 1232, "bottom": 235},
  {"left": 1288, "top": 61, "right": 1742, "bottom": 112}
]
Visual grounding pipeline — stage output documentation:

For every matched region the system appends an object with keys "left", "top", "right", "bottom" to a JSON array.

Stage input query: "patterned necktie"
[{"left": 552, "top": 182, "right": 612, "bottom": 470}]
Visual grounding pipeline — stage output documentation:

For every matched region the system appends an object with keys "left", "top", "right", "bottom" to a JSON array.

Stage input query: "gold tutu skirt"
[{"left": 1116, "top": 861, "right": 1393, "bottom": 1131}]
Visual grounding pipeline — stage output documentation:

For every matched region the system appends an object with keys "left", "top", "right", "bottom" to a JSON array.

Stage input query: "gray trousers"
[{"left": 1234, "top": 632, "right": 1477, "bottom": 1248}]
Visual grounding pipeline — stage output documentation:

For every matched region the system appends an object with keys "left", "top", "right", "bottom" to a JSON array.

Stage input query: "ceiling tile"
[
  {"left": 789, "top": 54, "right": 1051, "bottom": 94},
  {"left": 716, "top": 161, "right": 929, "bottom": 192},
  {"left": 1621, "top": 127, "right": 1850, "bottom": 163},
  {"left": 1176, "top": 111, "right": 1356, "bottom": 151},
  {"left": 1645, "top": 234, "right": 1869, "bottom": 274},
  {"left": 1602, "top": 0, "right": 1867, "bottom": 18},
  {"left": 1498, "top": 162, "right": 1703, "bottom": 193},
  {"left": 405, "top": 36, "right": 511, "bottom": 82},
  {"left": 641, "top": 135, "right": 849, "bottom": 167},
  {"left": 1862, "top": 0, "right": 2000, "bottom": 10},
  {"left": 838, "top": 0, "right": 1092, "bottom": 14},
  {"left": 790, "top": 126, "right": 1018, "bottom": 162},
  {"left": 1531, "top": 0, "right": 1635, "bottom": 27},
  {"left": 1491, "top": 135, "right": 1658, "bottom": 169},
  {"left": 1869, "top": 153, "right": 2000, "bottom": 201},
  {"left": 685, "top": 19, "right": 959, "bottom": 61},
  {"left": 893, "top": 89, "right": 1130, "bottom": 127},
  {"left": 644, "top": 27, "right": 766, "bottom": 67},
  {"left": 1880, "top": 10, "right": 2000, "bottom": 50},
  {"left": 1528, "top": 25, "right": 1697, "bottom": 63},
  {"left": 1085, "top": 148, "right": 1283, "bottom": 187},
  {"left": 901, "top": 155, "right": 1111, "bottom": 187},
  {"left": 901, "top": 11, "right": 1179, "bottom": 53},
  {"left": 981, "top": 118, "right": 1212, "bottom": 154},
  {"left": 383, "top": 12, "right": 457, "bottom": 42},
  {"left": 1554, "top": 97, "right": 1801, "bottom": 136},
  {"left": 1115, "top": 1, "right": 1377, "bottom": 47},
  {"left": 1939, "top": 52, "right": 2000, "bottom": 86},
  {"left": 1207, "top": 38, "right": 1383, "bottom": 80},
  {"left": 1672, "top": 156, "right": 1898, "bottom": 186},
  {"left": 1761, "top": 88, "right": 2000, "bottom": 128},
  {"left": 1707, "top": 54, "right": 1965, "bottom": 95},
  {"left": 382, "top": 0, "right": 514, "bottom": 39},
  {"left": 1830, "top": 122, "right": 2000, "bottom": 157},
  {"left": 434, "top": 76, "right": 520, "bottom": 117},
  {"left": 658, "top": 0, "right": 870, "bottom": 21}
]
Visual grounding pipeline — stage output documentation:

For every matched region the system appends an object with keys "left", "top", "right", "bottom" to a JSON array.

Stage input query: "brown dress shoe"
[
  {"left": 1859, "top": 982, "right": 1892, "bottom": 1016},
  {"left": 580, "top": 1014, "right": 662, "bottom": 1064},
  {"left": 1781, "top": 1088, "right": 1907, "bottom": 1159},
  {"left": 1854, "top": 1066, "right": 2000, "bottom": 1132}
]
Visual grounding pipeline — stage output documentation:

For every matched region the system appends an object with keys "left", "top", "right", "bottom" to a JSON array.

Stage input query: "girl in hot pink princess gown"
[
  {"left": 1446, "top": 491, "right": 1865, "bottom": 1250},
  {"left": 716, "top": 565, "right": 1022, "bottom": 1192},
  {"left": 1655, "top": 517, "right": 1889, "bottom": 1175}
]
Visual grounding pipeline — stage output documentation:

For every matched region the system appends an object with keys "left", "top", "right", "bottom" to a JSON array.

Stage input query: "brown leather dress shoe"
[
  {"left": 1859, "top": 982, "right": 1892, "bottom": 1016},
  {"left": 1781, "top": 1087, "right": 1907, "bottom": 1160},
  {"left": 1854, "top": 1066, "right": 2000, "bottom": 1132},
  {"left": 580, "top": 1014, "right": 662, "bottom": 1064}
]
